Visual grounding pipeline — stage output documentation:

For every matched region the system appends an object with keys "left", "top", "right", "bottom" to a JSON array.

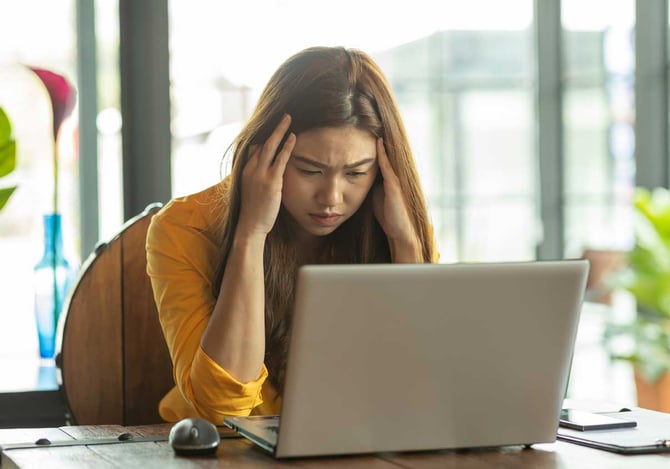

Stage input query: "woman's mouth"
[{"left": 310, "top": 213, "right": 343, "bottom": 227}]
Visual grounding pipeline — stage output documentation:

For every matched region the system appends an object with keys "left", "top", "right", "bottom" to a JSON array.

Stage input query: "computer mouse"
[{"left": 169, "top": 417, "right": 220, "bottom": 456}]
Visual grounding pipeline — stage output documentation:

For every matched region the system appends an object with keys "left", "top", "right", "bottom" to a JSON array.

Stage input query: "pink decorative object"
[{"left": 28, "top": 67, "right": 77, "bottom": 141}]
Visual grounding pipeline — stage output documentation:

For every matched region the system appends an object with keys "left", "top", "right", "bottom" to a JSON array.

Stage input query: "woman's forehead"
[{"left": 292, "top": 127, "right": 377, "bottom": 165}]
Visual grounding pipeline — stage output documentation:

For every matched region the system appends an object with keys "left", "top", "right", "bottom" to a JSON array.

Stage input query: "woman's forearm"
[
  {"left": 389, "top": 236, "right": 423, "bottom": 263},
  {"left": 201, "top": 230, "right": 267, "bottom": 383}
]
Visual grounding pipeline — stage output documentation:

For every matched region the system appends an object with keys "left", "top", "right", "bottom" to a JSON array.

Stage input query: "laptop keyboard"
[{"left": 265, "top": 424, "right": 279, "bottom": 434}]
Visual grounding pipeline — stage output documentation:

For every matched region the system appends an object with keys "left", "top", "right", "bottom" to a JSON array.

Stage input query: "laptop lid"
[{"left": 269, "top": 260, "right": 588, "bottom": 458}]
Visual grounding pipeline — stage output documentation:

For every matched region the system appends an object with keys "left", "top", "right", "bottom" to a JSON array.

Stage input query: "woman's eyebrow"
[
  {"left": 343, "top": 158, "right": 376, "bottom": 169},
  {"left": 292, "top": 155, "right": 376, "bottom": 169}
]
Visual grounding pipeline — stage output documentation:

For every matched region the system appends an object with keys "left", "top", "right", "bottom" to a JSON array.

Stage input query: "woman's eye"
[
  {"left": 347, "top": 171, "right": 367, "bottom": 178},
  {"left": 299, "top": 168, "right": 321, "bottom": 175}
]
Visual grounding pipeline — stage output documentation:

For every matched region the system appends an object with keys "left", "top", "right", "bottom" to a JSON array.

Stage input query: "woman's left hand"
[{"left": 372, "top": 138, "right": 422, "bottom": 262}]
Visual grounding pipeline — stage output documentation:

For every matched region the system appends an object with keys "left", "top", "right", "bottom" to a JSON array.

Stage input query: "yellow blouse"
[{"left": 146, "top": 178, "right": 280, "bottom": 424}]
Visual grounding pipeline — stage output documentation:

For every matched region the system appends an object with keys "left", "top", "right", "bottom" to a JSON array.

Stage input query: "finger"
[
  {"left": 376, "top": 138, "right": 396, "bottom": 181},
  {"left": 243, "top": 144, "right": 262, "bottom": 174},
  {"left": 248, "top": 143, "right": 262, "bottom": 162},
  {"left": 260, "top": 114, "right": 292, "bottom": 163},
  {"left": 273, "top": 132, "right": 296, "bottom": 173},
  {"left": 248, "top": 144, "right": 261, "bottom": 158}
]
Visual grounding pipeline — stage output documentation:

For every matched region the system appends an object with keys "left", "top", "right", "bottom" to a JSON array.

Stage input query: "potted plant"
[{"left": 604, "top": 186, "right": 670, "bottom": 412}]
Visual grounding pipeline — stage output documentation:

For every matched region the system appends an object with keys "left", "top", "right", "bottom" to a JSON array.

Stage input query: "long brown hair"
[{"left": 214, "top": 46, "right": 435, "bottom": 394}]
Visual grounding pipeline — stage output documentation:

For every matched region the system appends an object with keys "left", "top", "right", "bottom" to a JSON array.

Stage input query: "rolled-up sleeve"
[{"left": 146, "top": 185, "right": 268, "bottom": 423}]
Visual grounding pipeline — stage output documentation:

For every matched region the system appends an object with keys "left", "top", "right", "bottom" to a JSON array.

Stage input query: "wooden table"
[{"left": 2, "top": 423, "right": 670, "bottom": 468}]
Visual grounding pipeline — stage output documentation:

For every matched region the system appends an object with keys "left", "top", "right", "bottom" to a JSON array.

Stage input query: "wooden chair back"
[{"left": 56, "top": 203, "right": 174, "bottom": 425}]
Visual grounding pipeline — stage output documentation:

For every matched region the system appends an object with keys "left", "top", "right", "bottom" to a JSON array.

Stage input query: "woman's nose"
[{"left": 317, "top": 177, "right": 343, "bottom": 206}]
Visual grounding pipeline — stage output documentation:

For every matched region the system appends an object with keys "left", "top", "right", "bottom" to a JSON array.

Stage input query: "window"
[
  {"left": 0, "top": 2, "right": 80, "bottom": 370},
  {"left": 0, "top": 1, "right": 121, "bottom": 390},
  {"left": 561, "top": 0, "right": 636, "bottom": 404},
  {"left": 562, "top": 0, "right": 635, "bottom": 257}
]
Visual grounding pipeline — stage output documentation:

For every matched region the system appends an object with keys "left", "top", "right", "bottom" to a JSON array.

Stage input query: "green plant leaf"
[
  {"left": 0, "top": 107, "right": 11, "bottom": 144},
  {"left": 635, "top": 187, "right": 670, "bottom": 249},
  {"left": 606, "top": 192, "right": 670, "bottom": 377},
  {"left": 0, "top": 186, "right": 17, "bottom": 210},
  {"left": 0, "top": 106, "right": 18, "bottom": 212},
  {"left": 0, "top": 140, "right": 17, "bottom": 177},
  {"left": 604, "top": 311, "right": 670, "bottom": 380}
]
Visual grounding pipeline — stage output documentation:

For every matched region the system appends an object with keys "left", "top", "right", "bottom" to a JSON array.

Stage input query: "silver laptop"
[{"left": 224, "top": 260, "right": 589, "bottom": 458}]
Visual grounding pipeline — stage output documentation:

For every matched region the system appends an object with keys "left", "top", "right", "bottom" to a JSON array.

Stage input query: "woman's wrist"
[
  {"left": 233, "top": 226, "right": 267, "bottom": 250},
  {"left": 389, "top": 236, "right": 423, "bottom": 263}
]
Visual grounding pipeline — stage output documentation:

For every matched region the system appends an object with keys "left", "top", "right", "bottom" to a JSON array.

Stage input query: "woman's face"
[{"left": 282, "top": 126, "right": 378, "bottom": 241}]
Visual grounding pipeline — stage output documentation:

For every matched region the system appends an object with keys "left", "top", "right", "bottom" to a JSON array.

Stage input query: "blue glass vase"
[{"left": 33, "top": 213, "right": 76, "bottom": 359}]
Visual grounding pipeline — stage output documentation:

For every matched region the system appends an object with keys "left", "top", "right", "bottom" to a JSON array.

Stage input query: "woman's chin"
[{"left": 297, "top": 222, "right": 339, "bottom": 238}]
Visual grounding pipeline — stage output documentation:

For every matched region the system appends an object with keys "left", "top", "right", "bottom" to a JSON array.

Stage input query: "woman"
[{"left": 147, "top": 46, "right": 438, "bottom": 424}]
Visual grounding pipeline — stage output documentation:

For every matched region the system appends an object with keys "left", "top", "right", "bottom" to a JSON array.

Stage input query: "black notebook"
[{"left": 557, "top": 408, "right": 670, "bottom": 454}]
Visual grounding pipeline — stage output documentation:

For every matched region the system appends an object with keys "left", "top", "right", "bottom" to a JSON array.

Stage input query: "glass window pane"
[
  {"left": 462, "top": 201, "right": 537, "bottom": 262},
  {"left": 565, "top": 201, "right": 633, "bottom": 255},
  {"left": 562, "top": 0, "right": 635, "bottom": 257},
  {"left": 96, "top": 0, "right": 124, "bottom": 241},
  {"left": 462, "top": 90, "right": 533, "bottom": 197},
  {"left": 562, "top": 0, "right": 636, "bottom": 407},
  {"left": 563, "top": 87, "right": 610, "bottom": 197},
  {"left": 0, "top": 2, "right": 80, "bottom": 366}
]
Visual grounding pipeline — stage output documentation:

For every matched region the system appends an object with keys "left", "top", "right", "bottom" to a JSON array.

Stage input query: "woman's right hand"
[{"left": 237, "top": 114, "right": 296, "bottom": 238}]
